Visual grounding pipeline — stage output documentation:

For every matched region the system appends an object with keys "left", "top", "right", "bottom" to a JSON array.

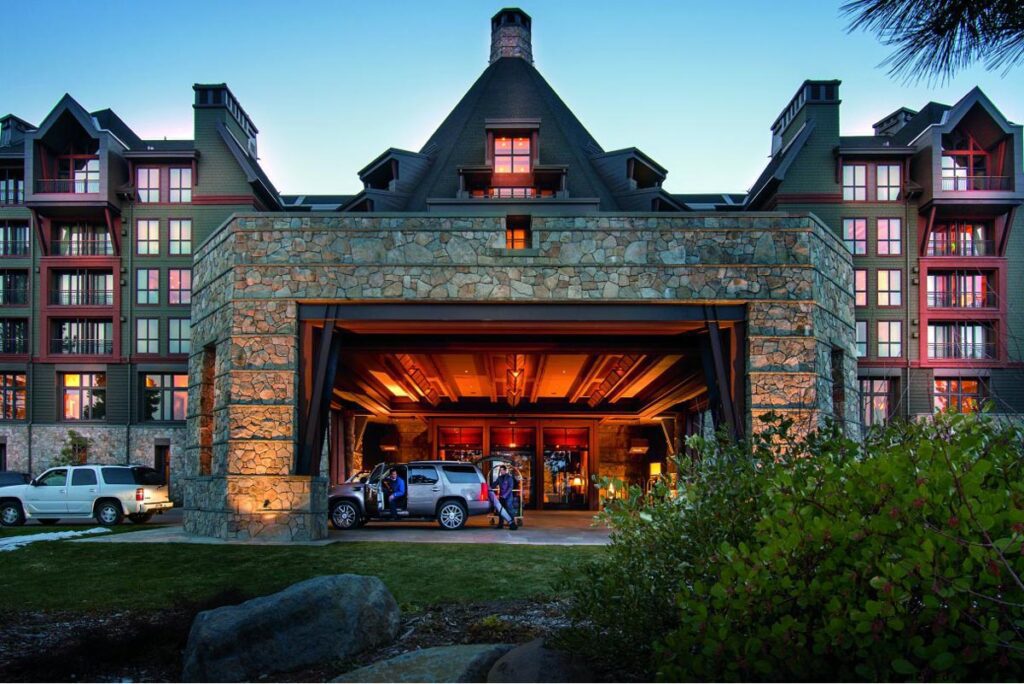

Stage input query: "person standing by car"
[
  {"left": 493, "top": 465, "right": 517, "bottom": 531},
  {"left": 385, "top": 467, "right": 406, "bottom": 520}
]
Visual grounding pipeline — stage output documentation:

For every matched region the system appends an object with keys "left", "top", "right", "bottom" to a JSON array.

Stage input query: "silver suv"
[
  {"left": 328, "top": 461, "right": 490, "bottom": 531},
  {"left": 0, "top": 464, "right": 173, "bottom": 527}
]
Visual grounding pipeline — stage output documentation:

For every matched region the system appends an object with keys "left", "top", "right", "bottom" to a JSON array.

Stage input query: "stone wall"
[{"left": 185, "top": 211, "right": 856, "bottom": 541}]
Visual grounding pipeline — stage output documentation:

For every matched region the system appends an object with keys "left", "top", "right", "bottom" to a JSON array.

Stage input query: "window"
[
  {"left": 53, "top": 223, "right": 112, "bottom": 256},
  {"left": 927, "top": 323, "right": 995, "bottom": 359},
  {"left": 854, "top": 269, "right": 867, "bottom": 307},
  {"left": 0, "top": 168, "right": 25, "bottom": 205},
  {"left": 934, "top": 378, "right": 986, "bottom": 413},
  {"left": 877, "top": 269, "right": 902, "bottom": 306},
  {"left": 169, "top": 219, "right": 192, "bottom": 255},
  {"left": 926, "top": 271, "right": 994, "bottom": 309},
  {"left": 843, "top": 218, "right": 867, "bottom": 255},
  {"left": 101, "top": 467, "right": 136, "bottom": 485},
  {"left": 53, "top": 270, "right": 113, "bottom": 306},
  {"left": 57, "top": 157, "right": 99, "bottom": 193},
  {"left": 37, "top": 469, "right": 68, "bottom": 487},
  {"left": 169, "top": 318, "right": 191, "bottom": 354},
  {"left": 408, "top": 466, "right": 440, "bottom": 485},
  {"left": 71, "top": 469, "right": 97, "bottom": 486},
  {"left": 877, "top": 321, "right": 902, "bottom": 358},
  {"left": 876, "top": 218, "right": 902, "bottom": 255},
  {"left": 0, "top": 269, "right": 29, "bottom": 305},
  {"left": 941, "top": 133, "right": 991, "bottom": 191},
  {"left": 143, "top": 373, "right": 188, "bottom": 421},
  {"left": 0, "top": 223, "right": 29, "bottom": 256},
  {"left": 441, "top": 465, "right": 482, "bottom": 484},
  {"left": 876, "top": 164, "right": 901, "bottom": 201},
  {"left": 136, "top": 318, "right": 159, "bottom": 354},
  {"left": 859, "top": 378, "right": 892, "bottom": 427},
  {"left": 169, "top": 268, "right": 191, "bottom": 305},
  {"left": 927, "top": 222, "right": 991, "bottom": 256},
  {"left": 51, "top": 319, "right": 112, "bottom": 355},
  {"left": 137, "top": 167, "right": 160, "bottom": 203},
  {"left": 494, "top": 136, "right": 531, "bottom": 174},
  {"left": 169, "top": 168, "right": 192, "bottom": 203},
  {"left": 136, "top": 219, "right": 159, "bottom": 255},
  {"left": 505, "top": 215, "right": 531, "bottom": 250},
  {"left": 842, "top": 164, "right": 867, "bottom": 201},
  {"left": 137, "top": 269, "right": 159, "bottom": 305},
  {"left": 61, "top": 372, "right": 106, "bottom": 421},
  {"left": 855, "top": 321, "right": 867, "bottom": 357},
  {"left": 0, "top": 372, "right": 26, "bottom": 420}
]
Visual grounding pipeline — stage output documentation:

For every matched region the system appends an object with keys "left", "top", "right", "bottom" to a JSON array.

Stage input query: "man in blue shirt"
[{"left": 385, "top": 467, "right": 406, "bottom": 520}]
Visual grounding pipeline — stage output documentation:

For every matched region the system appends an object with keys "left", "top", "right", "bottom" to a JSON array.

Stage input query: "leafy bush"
[
  {"left": 52, "top": 429, "right": 92, "bottom": 467},
  {"left": 564, "top": 412, "right": 1024, "bottom": 681}
]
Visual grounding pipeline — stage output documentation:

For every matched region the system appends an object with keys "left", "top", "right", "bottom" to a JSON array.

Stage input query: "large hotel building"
[{"left": 0, "top": 9, "right": 1020, "bottom": 538}]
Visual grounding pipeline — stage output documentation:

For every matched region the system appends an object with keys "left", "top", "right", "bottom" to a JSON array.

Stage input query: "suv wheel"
[
  {"left": 437, "top": 501, "right": 467, "bottom": 530},
  {"left": 330, "top": 500, "right": 360, "bottom": 530},
  {"left": 0, "top": 501, "right": 25, "bottom": 527},
  {"left": 95, "top": 501, "right": 124, "bottom": 526}
]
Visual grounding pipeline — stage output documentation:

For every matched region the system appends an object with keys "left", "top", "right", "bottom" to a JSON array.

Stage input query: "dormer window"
[{"left": 494, "top": 136, "right": 531, "bottom": 174}]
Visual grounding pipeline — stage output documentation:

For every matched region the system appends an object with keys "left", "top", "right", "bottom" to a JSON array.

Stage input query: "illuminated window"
[
  {"left": 137, "top": 269, "right": 159, "bottom": 305},
  {"left": 136, "top": 220, "right": 159, "bottom": 255},
  {"left": 137, "top": 167, "right": 160, "bottom": 203},
  {"left": 143, "top": 373, "right": 188, "bottom": 421},
  {"left": 859, "top": 378, "right": 892, "bottom": 426},
  {"left": 169, "top": 318, "right": 191, "bottom": 354},
  {"left": 136, "top": 318, "right": 159, "bottom": 354},
  {"left": 169, "top": 269, "right": 191, "bottom": 305},
  {"left": 877, "top": 321, "right": 902, "bottom": 358},
  {"left": 877, "top": 218, "right": 901, "bottom": 255},
  {"left": 0, "top": 372, "right": 26, "bottom": 420},
  {"left": 855, "top": 321, "right": 867, "bottom": 357},
  {"left": 61, "top": 372, "right": 106, "bottom": 421},
  {"left": 505, "top": 215, "right": 531, "bottom": 250},
  {"left": 843, "top": 218, "right": 867, "bottom": 255},
  {"left": 876, "top": 164, "right": 901, "bottom": 201},
  {"left": 169, "top": 168, "right": 192, "bottom": 203},
  {"left": 854, "top": 269, "right": 867, "bottom": 307},
  {"left": 877, "top": 270, "right": 902, "bottom": 306},
  {"left": 494, "top": 136, "right": 531, "bottom": 174},
  {"left": 934, "top": 378, "right": 985, "bottom": 413},
  {"left": 169, "top": 219, "right": 192, "bottom": 255},
  {"left": 927, "top": 222, "right": 991, "bottom": 256},
  {"left": 842, "top": 164, "right": 867, "bottom": 201}
]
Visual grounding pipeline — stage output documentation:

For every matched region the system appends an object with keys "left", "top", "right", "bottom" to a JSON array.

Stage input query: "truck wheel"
[
  {"left": 330, "top": 500, "right": 360, "bottom": 530},
  {"left": 437, "top": 501, "right": 467, "bottom": 530},
  {"left": 128, "top": 513, "right": 154, "bottom": 524},
  {"left": 0, "top": 501, "right": 25, "bottom": 527},
  {"left": 95, "top": 500, "right": 124, "bottom": 526},
  {"left": 37, "top": 519, "right": 60, "bottom": 526}
]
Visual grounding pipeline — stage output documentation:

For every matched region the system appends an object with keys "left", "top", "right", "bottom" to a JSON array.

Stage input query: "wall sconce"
[{"left": 649, "top": 462, "right": 662, "bottom": 477}]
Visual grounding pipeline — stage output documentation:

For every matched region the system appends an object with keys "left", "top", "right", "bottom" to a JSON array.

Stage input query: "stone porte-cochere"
[{"left": 183, "top": 213, "right": 857, "bottom": 541}]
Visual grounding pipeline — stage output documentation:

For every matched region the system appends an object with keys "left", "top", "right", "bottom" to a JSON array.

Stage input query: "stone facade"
[{"left": 184, "top": 212, "right": 856, "bottom": 541}]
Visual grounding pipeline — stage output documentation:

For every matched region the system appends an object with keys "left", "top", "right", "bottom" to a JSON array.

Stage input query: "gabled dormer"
[{"left": 589, "top": 147, "right": 682, "bottom": 211}]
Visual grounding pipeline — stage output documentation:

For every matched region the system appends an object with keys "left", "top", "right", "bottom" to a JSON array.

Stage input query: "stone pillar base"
[{"left": 183, "top": 475, "right": 328, "bottom": 541}]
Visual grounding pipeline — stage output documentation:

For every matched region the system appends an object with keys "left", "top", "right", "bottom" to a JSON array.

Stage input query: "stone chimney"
[{"left": 490, "top": 8, "right": 533, "bottom": 64}]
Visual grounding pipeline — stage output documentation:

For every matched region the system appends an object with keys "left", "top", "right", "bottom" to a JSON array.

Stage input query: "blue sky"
[{"left": 6, "top": 1, "right": 1022, "bottom": 195}]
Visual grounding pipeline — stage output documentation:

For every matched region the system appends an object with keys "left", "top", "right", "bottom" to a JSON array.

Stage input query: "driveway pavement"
[{"left": 69, "top": 509, "right": 608, "bottom": 546}]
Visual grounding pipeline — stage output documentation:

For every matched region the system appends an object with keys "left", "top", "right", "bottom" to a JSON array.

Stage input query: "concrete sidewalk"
[{"left": 72, "top": 510, "right": 609, "bottom": 547}]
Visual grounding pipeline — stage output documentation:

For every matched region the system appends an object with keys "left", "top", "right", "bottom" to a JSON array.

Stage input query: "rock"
[
  {"left": 334, "top": 644, "right": 514, "bottom": 683},
  {"left": 181, "top": 574, "right": 400, "bottom": 682},
  {"left": 487, "top": 639, "right": 592, "bottom": 683}
]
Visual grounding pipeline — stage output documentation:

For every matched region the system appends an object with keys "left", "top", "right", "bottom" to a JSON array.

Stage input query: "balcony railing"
[
  {"left": 941, "top": 176, "right": 1012, "bottom": 192},
  {"left": 926, "top": 291, "right": 998, "bottom": 309},
  {"left": 52, "top": 239, "right": 114, "bottom": 256},
  {"left": 926, "top": 239, "right": 995, "bottom": 257},
  {"left": 0, "top": 190, "right": 24, "bottom": 205},
  {"left": 50, "top": 290, "right": 114, "bottom": 306},
  {"left": 927, "top": 341, "right": 997, "bottom": 360},
  {"left": 50, "top": 338, "right": 113, "bottom": 355},
  {"left": 0, "top": 336, "right": 28, "bottom": 354},
  {"left": 0, "top": 240, "right": 30, "bottom": 257},
  {"left": 0, "top": 288, "right": 29, "bottom": 306},
  {"left": 34, "top": 178, "right": 101, "bottom": 194}
]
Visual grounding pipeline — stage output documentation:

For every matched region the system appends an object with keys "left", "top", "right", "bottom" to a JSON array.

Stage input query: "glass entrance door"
[
  {"left": 542, "top": 427, "right": 589, "bottom": 509},
  {"left": 489, "top": 425, "right": 535, "bottom": 507}
]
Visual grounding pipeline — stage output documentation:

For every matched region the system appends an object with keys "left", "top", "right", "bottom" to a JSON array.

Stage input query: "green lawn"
[{"left": 1, "top": 540, "right": 601, "bottom": 613}]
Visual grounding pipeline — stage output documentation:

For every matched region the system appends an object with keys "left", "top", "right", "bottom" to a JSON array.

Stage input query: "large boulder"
[
  {"left": 182, "top": 574, "right": 400, "bottom": 682},
  {"left": 487, "top": 638, "right": 592, "bottom": 683},
  {"left": 333, "top": 644, "right": 514, "bottom": 683}
]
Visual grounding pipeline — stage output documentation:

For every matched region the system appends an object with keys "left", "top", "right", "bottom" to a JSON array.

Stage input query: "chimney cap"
[
  {"left": 490, "top": 7, "right": 533, "bottom": 63},
  {"left": 492, "top": 7, "right": 532, "bottom": 29}
]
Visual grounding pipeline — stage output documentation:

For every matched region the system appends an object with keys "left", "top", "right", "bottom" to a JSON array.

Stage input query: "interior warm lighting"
[
  {"left": 649, "top": 462, "right": 662, "bottom": 477},
  {"left": 369, "top": 370, "right": 409, "bottom": 398},
  {"left": 571, "top": 476, "right": 583, "bottom": 488}
]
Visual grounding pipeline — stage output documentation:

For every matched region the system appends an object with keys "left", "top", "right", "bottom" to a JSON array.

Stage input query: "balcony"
[
  {"left": 50, "top": 337, "right": 114, "bottom": 355},
  {"left": 925, "top": 238, "right": 994, "bottom": 257},
  {"left": 0, "top": 335, "right": 28, "bottom": 354},
  {"left": 926, "top": 291, "right": 997, "bottom": 309},
  {"left": 927, "top": 341, "right": 996, "bottom": 360},
  {"left": 940, "top": 176, "right": 1012, "bottom": 192},
  {"left": 0, "top": 288, "right": 29, "bottom": 306},
  {"left": 52, "top": 239, "right": 114, "bottom": 256},
  {"left": 469, "top": 187, "right": 556, "bottom": 199},
  {"left": 0, "top": 190, "right": 24, "bottom": 206},
  {"left": 50, "top": 289, "right": 114, "bottom": 306},
  {"left": 35, "top": 178, "right": 101, "bottom": 194},
  {"left": 0, "top": 240, "right": 29, "bottom": 257}
]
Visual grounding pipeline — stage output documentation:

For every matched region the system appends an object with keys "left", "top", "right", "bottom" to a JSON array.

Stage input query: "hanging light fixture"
[{"left": 506, "top": 353, "right": 525, "bottom": 407}]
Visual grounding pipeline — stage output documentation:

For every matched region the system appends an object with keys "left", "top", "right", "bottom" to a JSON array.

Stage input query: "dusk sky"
[{"left": 7, "top": 0, "right": 1023, "bottom": 195}]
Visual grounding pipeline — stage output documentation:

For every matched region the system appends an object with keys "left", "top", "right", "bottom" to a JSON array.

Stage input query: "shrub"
[
  {"left": 52, "top": 429, "right": 92, "bottom": 467},
  {"left": 564, "top": 412, "right": 1024, "bottom": 681}
]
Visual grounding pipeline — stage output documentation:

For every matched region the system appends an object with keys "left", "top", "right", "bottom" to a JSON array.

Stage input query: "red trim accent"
[
  {"left": 191, "top": 194, "right": 255, "bottom": 205},
  {"left": 775, "top": 193, "right": 844, "bottom": 204},
  {"left": 38, "top": 255, "right": 121, "bottom": 363}
]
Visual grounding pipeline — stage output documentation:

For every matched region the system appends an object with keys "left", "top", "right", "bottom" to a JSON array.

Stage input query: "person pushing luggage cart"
[{"left": 491, "top": 465, "right": 518, "bottom": 531}]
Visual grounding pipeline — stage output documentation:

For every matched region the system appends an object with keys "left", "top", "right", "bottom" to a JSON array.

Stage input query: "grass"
[{"left": 0, "top": 540, "right": 602, "bottom": 613}]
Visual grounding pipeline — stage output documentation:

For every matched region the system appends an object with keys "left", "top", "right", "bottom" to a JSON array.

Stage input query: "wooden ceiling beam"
[
  {"left": 481, "top": 353, "right": 498, "bottom": 403},
  {"left": 417, "top": 354, "right": 457, "bottom": 400},
  {"left": 568, "top": 355, "right": 609, "bottom": 403},
  {"left": 588, "top": 354, "right": 645, "bottom": 408},
  {"left": 393, "top": 353, "right": 442, "bottom": 406},
  {"left": 639, "top": 374, "right": 707, "bottom": 419},
  {"left": 529, "top": 354, "right": 548, "bottom": 403},
  {"left": 606, "top": 354, "right": 663, "bottom": 404}
]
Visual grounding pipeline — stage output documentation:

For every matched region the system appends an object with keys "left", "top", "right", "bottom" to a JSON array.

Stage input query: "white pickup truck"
[{"left": 0, "top": 464, "right": 173, "bottom": 526}]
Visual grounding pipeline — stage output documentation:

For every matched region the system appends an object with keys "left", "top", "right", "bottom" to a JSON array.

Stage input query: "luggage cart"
[{"left": 476, "top": 454, "right": 526, "bottom": 528}]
